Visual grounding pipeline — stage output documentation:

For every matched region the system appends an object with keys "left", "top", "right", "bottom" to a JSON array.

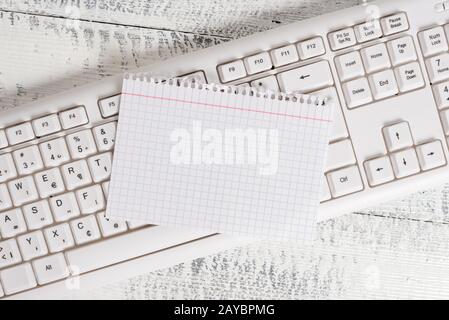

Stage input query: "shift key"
[{"left": 277, "top": 60, "right": 334, "bottom": 93}]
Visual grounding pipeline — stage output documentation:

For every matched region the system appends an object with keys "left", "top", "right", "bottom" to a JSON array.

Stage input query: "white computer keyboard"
[{"left": 1, "top": 0, "right": 449, "bottom": 298}]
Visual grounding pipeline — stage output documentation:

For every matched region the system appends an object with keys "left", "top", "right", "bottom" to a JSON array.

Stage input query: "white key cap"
[
  {"left": 312, "top": 87, "right": 348, "bottom": 141},
  {"left": 441, "top": 109, "right": 449, "bottom": 134},
  {"left": 383, "top": 122, "right": 413, "bottom": 152},
  {"left": 390, "top": 148, "right": 420, "bottom": 178},
  {"left": 361, "top": 43, "right": 391, "bottom": 74},
  {"left": 326, "top": 165, "right": 363, "bottom": 197},
  {"left": 394, "top": 62, "right": 425, "bottom": 93},
  {"left": 0, "top": 283, "right": 3, "bottom": 297},
  {"left": 0, "top": 184, "right": 12, "bottom": 212},
  {"left": 364, "top": 156, "right": 395, "bottom": 186},
  {"left": 368, "top": 69, "right": 399, "bottom": 100},
  {"left": 325, "top": 139, "right": 356, "bottom": 171},
  {"left": 244, "top": 52, "right": 272, "bottom": 74},
  {"left": 0, "top": 239, "right": 22, "bottom": 269},
  {"left": 380, "top": 12, "right": 409, "bottom": 35},
  {"left": 426, "top": 53, "right": 449, "bottom": 83},
  {"left": 39, "top": 137, "right": 71, "bottom": 167},
  {"left": 0, "top": 208, "right": 27, "bottom": 238},
  {"left": 270, "top": 44, "right": 299, "bottom": 67},
  {"left": 70, "top": 215, "right": 101, "bottom": 245},
  {"left": 61, "top": 160, "right": 92, "bottom": 190},
  {"left": 5, "top": 122, "right": 35, "bottom": 145},
  {"left": 22, "top": 200, "right": 53, "bottom": 230},
  {"left": 277, "top": 60, "right": 334, "bottom": 93},
  {"left": 335, "top": 51, "right": 365, "bottom": 82},
  {"left": 66, "top": 129, "right": 97, "bottom": 159},
  {"left": 93, "top": 122, "right": 116, "bottom": 152},
  {"left": 17, "top": 230, "right": 48, "bottom": 261},
  {"left": 217, "top": 60, "right": 247, "bottom": 82},
  {"left": 328, "top": 27, "right": 356, "bottom": 50},
  {"left": 387, "top": 36, "right": 417, "bottom": 66},
  {"left": 34, "top": 167, "right": 65, "bottom": 198},
  {"left": 33, "top": 253, "right": 69, "bottom": 285},
  {"left": 419, "top": 26, "right": 448, "bottom": 58},
  {"left": 0, "top": 263, "right": 36, "bottom": 295},
  {"left": 7, "top": 176, "right": 39, "bottom": 206},
  {"left": 181, "top": 71, "right": 207, "bottom": 84},
  {"left": 59, "top": 106, "right": 89, "bottom": 129},
  {"left": 321, "top": 179, "right": 331, "bottom": 202},
  {"left": 416, "top": 140, "right": 446, "bottom": 170},
  {"left": 0, "top": 130, "right": 8, "bottom": 149},
  {"left": 49, "top": 192, "right": 80, "bottom": 222},
  {"left": 354, "top": 20, "right": 382, "bottom": 43},
  {"left": 297, "top": 37, "right": 325, "bottom": 60},
  {"left": 32, "top": 114, "right": 61, "bottom": 137},
  {"left": 342, "top": 77, "right": 373, "bottom": 108},
  {"left": 12, "top": 145, "right": 44, "bottom": 175},
  {"left": 96, "top": 212, "right": 128, "bottom": 237},
  {"left": 98, "top": 94, "right": 120, "bottom": 118},
  {"left": 102, "top": 181, "right": 110, "bottom": 199},
  {"left": 0, "top": 154, "right": 17, "bottom": 183},
  {"left": 433, "top": 81, "right": 449, "bottom": 109},
  {"left": 44, "top": 223, "right": 75, "bottom": 252},
  {"left": 88, "top": 152, "right": 112, "bottom": 183},
  {"left": 250, "top": 76, "right": 279, "bottom": 92},
  {"left": 76, "top": 185, "right": 105, "bottom": 214}
]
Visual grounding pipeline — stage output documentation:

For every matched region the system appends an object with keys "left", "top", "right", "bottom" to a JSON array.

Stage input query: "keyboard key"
[
  {"left": 49, "top": 192, "right": 80, "bottom": 222},
  {"left": 277, "top": 60, "right": 334, "bottom": 93},
  {"left": 12, "top": 145, "right": 44, "bottom": 175},
  {"left": 0, "top": 208, "right": 27, "bottom": 238},
  {"left": 390, "top": 148, "right": 420, "bottom": 178},
  {"left": 32, "top": 253, "right": 69, "bottom": 285},
  {"left": 441, "top": 109, "right": 449, "bottom": 135},
  {"left": 34, "top": 168, "right": 65, "bottom": 198},
  {"left": 327, "top": 165, "right": 363, "bottom": 197},
  {"left": 368, "top": 69, "right": 399, "bottom": 100},
  {"left": 342, "top": 77, "right": 373, "bottom": 108},
  {"left": 217, "top": 60, "right": 246, "bottom": 82},
  {"left": 7, "top": 176, "right": 39, "bottom": 206},
  {"left": 244, "top": 52, "right": 272, "bottom": 74},
  {"left": 93, "top": 122, "right": 116, "bottom": 152},
  {"left": 270, "top": 44, "right": 299, "bottom": 67},
  {"left": 0, "top": 154, "right": 17, "bottom": 183},
  {"left": 180, "top": 71, "right": 207, "bottom": 84},
  {"left": 71, "top": 215, "right": 101, "bottom": 245},
  {"left": 250, "top": 76, "right": 279, "bottom": 91},
  {"left": 102, "top": 181, "right": 110, "bottom": 199},
  {"left": 419, "top": 26, "right": 448, "bottom": 58},
  {"left": 17, "top": 230, "right": 48, "bottom": 261},
  {"left": 361, "top": 43, "right": 391, "bottom": 74},
  {"left": 59, "top": 106, "right": 89, "bottom": 129},
  {"left": 383, "top": 122, "right": 413, "bottom": 152},
  {"left": 364, "top": 156, "right": 395, "bottom": 186},
  {"left": 96, "top": 211, "right": 128, "bottom": 237},
  {"left": 76, "top": 185, "right": 105, "bottom": 214},
  {"left": 32, "top": 114, "right": 61, "bottom": 137},
  {"left": 297, "top": 37, "right": 325, "bottom": 60},
  {"left": 88, "top": 152, "right": 112, "bottom": 183},
  {"left": 0, "top": 130, "right": 8, "bottom": 149},
  {"left": 66, "top": 129, "right": 97, "bottom": 159},
  {"left": 39, "top": 137, "right": 71, "bottom": 167},
  {"left": 5, "top": 122, "right": 35, "bottom": 145},
  {"left": 335, "top": 51, "right": 365, "bottom": 82},
  {"left": 321, "top": 179, "right": 331, "bottom": 201},
  {"left": 433, "top": 81, "right": 449, "bottom": 109},
  {"left": 0, "top": 184, "right": 12, "bottom": 212},
  {"left": 61, "top": 160, "right": 92, "bottom": 190},
  {"left": 328, "top": 27, "right": 356, "bottom": 50},
  {"left": 0, "top": 239, "right": 22, "bottom": 269},
  {"left": 380, "top": 12, "right": 409, "bottom": 35},
  {"left": 416, "top": 140, "right": 446, "bottom": 170},
  {"left": 44, "top": 223, "right": 75, "bottom": 252},
  {"left": 354, "top": 20, "right": 382, "bottom": 43},
  {"left": 394, "top": 62, "right": 425, "bottom": 93},
  {"left": 0, "top": 263, "right": 37, "bottom": 295},
  {"left": 387, "top": 36, "right": 417, "bottom": 66},
  {"left": 22, "top": 200, "right": 53, "bottom": 230},
  {"left": 426, "top": 53, "right": 449, "bottom": 83},
  {"left": 325, "top": 139, "right": 356, "bottom": 171},
  {"left": 0, "top": 283, "right": 3, "bottom": 297},
  {"left": 98, "top": 94, "right": 120, "bottom": 118}
]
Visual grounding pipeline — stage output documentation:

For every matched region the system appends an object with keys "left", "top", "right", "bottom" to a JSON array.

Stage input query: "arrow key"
[
  {"left": 416, "top": 140, "right": 446, "bottom": 171},
  {"left": 390, "top": 148, "right": 420, "bottom": 178},
  {"left": 383, "top": 122, "right": 413, "bottom": 152},
  {"left": 364, "top": 156, "right": 395, "bottom": 186}
]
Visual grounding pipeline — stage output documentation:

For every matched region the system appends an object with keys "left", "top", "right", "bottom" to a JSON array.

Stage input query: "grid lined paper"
[{"left": 106, "top": 76, "right": 334, "bottom": 242}]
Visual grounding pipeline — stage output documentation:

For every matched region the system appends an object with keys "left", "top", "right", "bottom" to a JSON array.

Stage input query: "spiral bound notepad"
[{"left": 106, "top": 75, "right": 334, "bottom": 242}]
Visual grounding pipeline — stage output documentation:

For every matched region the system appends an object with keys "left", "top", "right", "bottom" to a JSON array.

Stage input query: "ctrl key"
[{"left": 327, "top": 165, "right": 363, "bottom": 198}]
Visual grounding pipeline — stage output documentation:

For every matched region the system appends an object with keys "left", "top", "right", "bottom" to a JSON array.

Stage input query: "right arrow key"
[{"left": 416, "top": 140, "right": 447, "bottom": 171}]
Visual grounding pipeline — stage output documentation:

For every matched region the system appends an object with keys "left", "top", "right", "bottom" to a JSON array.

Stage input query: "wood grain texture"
[{"left": 3, "top": 0, "right": 449, "bottom": 300}]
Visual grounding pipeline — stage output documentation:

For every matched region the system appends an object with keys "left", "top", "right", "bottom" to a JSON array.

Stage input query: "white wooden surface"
[{"left": 3, "top": 0, "right": 449, "bottom": 299}]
